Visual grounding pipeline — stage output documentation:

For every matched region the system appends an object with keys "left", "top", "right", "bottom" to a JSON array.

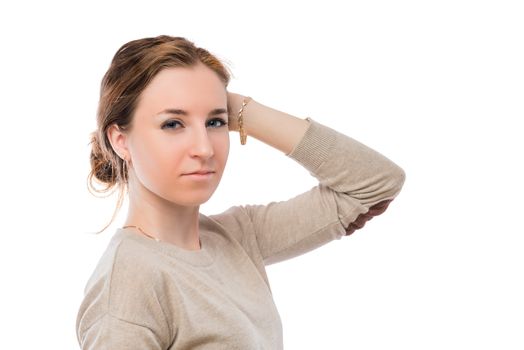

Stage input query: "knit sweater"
[{"left": 76, "top": 117, "right": 405, "bottom": 349}]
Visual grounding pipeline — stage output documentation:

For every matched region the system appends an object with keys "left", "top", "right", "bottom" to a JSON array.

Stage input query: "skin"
[
  {"left": 108, "top": 62, "right": 311, "bottom": 251},
  {"left": 108, "top": 63, "right": 230, "bottom": 250}
]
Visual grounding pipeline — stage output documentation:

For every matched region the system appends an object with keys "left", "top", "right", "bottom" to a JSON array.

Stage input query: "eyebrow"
[{"left": 156, "top": 108, "right": 228, "bottom": 117}]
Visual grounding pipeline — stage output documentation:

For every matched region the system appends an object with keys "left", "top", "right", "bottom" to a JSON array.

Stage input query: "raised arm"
[
  {"left": 227, "top": 92, "right": 310, "bottom": 155},
  {"left": 219, "top": 92, "right": 406, "bottom": 265}
]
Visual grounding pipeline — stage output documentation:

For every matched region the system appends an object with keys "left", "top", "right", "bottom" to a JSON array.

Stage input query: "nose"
[{"left": 189, "top": 126, "right": 214, "bottom": 159}]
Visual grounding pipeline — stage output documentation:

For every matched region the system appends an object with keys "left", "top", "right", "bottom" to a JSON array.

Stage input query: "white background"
[{"left": 1, "top": 0, "right": 523, "bottom": 349}]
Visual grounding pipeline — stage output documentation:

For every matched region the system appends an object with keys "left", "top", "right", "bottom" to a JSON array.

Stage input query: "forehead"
[{"left": 135, "top": 64, "right": 227, "bottom": 116}]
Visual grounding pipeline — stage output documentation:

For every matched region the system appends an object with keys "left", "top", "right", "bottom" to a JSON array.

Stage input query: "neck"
[{"left": 124, "top": 181, "right": 202, "bottom": 251}]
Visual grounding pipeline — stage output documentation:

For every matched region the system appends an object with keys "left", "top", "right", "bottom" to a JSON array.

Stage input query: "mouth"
[{"left": 183, "top": 171, "right": 215, "bottom": 175}]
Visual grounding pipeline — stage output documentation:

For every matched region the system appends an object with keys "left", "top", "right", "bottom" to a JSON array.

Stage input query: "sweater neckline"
[{"left": 115, "top": 212, "right": 216, "bottom": 267}]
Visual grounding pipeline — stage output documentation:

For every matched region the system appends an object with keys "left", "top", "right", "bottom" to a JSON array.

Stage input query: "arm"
[
  {"left": 222, "top": 92, "right": 406, "bottom": 265},
  {"left": 78, "top": 314, "right": 166, "bottom": 350},
  {"left": 227, "top": 92, "right": 310, "bottom": 155},
  {"left": 76, "top": 241, "right": 174, "bottom": 349}
]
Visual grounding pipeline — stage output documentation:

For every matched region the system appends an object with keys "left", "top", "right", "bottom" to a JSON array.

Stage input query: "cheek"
[
  {"left": 130, "top": 131, "right": 229, "bottom": 188},
  {"left": 222, "top": 131, "right": 230, "bottom": 154},
  {"left": 215, "top": 132, "right": 230, "bottom": 165},
  {"left": 130, "top": 134, "right": 181, "bottom": 187}
]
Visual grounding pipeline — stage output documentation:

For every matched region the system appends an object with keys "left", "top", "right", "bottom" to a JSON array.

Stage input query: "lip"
[
  {"left": 183, "top": 171, "right": 215, "bottom": 175},
  {"left": 182, "top": 172, "right": 215, "bottom": 181}
]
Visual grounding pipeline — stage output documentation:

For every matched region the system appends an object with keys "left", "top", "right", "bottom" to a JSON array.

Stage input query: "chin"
[{"left": 166, "top": 189, "right": 217, "bottom": 207}]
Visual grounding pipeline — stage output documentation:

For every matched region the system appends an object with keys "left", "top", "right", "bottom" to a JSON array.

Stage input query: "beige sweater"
[{"left": 76, "top": 117, "right": 405, "bottom": 349}]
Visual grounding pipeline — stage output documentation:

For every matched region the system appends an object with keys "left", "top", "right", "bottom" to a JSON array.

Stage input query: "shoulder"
[
  {"left": 204, "top": 207, "right": 268, "bottom": 270},
  {"left": 83, "top": 231, "right": 163, "bottom": 295},
  {"left": 77, "top": 231, "right": 174, "bottom": 342},
  {"left": 205, "top": 205, "right": 252, "bottom": 241},
  {"left": 78, "top": 312, "right": 169, "bottom": 349}
]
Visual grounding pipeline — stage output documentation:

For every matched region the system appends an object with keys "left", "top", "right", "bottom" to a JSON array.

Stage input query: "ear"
[{"left": 107, "top": 124, "right": 129, "bottom": 161}]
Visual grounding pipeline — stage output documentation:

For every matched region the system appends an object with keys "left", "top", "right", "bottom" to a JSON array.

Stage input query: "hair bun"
[{"left": 88, "top": 131, "right": 117, "bottom": 188}]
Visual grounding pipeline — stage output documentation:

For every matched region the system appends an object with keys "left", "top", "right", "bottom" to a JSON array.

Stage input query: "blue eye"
[
  {"left": 208, "top": 118, "right": 228, "bottom": 128},
  {"left": 161, "top": 118, "right": 227, "bottom": 130},
  {"left": 161, "top": 120, "right": 181, "bottom": 129}
]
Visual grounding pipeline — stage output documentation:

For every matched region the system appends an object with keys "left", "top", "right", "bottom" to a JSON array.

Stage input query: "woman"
[{"left": 76, "top": 35, "right": 406, "bottom": 349}]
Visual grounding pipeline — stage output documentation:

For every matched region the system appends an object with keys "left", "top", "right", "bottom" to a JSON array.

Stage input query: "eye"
[
  {"left": 208, "top": 118, "right": 228, "bottom": 128},
  {"left": 161, "top": 118, "right": 227, "bottom": 130},
  {"left": 161, "top": 120, "right": 181, "bottom": 130}
]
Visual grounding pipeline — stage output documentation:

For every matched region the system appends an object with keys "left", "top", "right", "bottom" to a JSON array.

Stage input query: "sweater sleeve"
[
  {"left": 78, "top": 313, "right": 166, "bottom": 350},
  {"left": 76, "top": 239, "right": 174, "bottom": 349},
  {"left": 211, "top": 117, "right": 405, "bottom": 266}
]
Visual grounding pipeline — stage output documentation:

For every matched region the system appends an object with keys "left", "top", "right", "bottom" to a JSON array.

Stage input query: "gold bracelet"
[{"left": 237, "top": 96, "right": 252, "bottom": 145}]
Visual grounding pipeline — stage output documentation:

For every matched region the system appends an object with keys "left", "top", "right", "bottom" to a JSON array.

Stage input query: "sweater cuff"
[{"left": 286, "top": 117, "right": 337, "bottom": 174}]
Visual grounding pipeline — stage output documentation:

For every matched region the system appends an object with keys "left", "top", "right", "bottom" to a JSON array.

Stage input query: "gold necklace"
[
  {"left": 122, "top": 225, "right": 161, "bottom": 242},
  {"left": 122, "top": 225, "right": 203, "bottom": 250}
]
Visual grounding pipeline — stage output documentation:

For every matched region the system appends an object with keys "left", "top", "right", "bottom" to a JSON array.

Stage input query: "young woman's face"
[{"left": 126, "top": 63, "right": 230, "bottom": 206}]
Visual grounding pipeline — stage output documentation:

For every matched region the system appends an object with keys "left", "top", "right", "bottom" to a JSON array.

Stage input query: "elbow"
[
  {"left": 343, "top": 167, "right": 405, "bottom": 236},
  {"left": 345, "top": 198, "right": 393, "bottom": 235},
  {"left": 388, "top": 165, "right": 406, "bottom": 199},
  {"left": 369, "top": 164, "right": 406, "bottom": 201}
]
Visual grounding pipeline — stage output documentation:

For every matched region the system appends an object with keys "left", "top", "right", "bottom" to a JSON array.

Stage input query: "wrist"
[{"left": 227, "top": 92, "right": 249, "bottom": 132}]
